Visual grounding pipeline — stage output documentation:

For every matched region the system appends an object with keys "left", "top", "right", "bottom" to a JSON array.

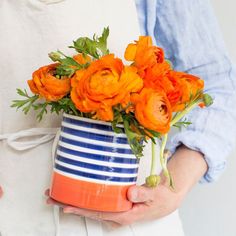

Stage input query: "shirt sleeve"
[{"left": 135, "top": 0, "right": 236, "bottom": 183}]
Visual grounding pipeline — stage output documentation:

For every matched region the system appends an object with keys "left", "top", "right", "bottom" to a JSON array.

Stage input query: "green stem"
[
  {"left": 151, "top": 141, "right": 156, "bottom": 175},
  {"left": 170, "top": 101, "right": 201, "bottom": 126},
  {"left": 160, "top": 134, "right": 173, "bottom": 187},
  {"left": 160, "top": 134, "right": 168, "bottom": 172}
]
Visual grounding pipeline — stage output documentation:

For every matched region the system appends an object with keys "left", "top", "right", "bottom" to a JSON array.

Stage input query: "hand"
[
  {"left": 46, "top": 145, "right": 208, "bottom": 227},
  {"left": 46, "top": 184, "right": 184, "bottom": 226},
  {"left": 0, "top": 186, "right": 3, "bottom": 198}
]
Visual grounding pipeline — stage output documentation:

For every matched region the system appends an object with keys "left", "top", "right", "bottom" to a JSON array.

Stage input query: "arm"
[{"left": 137, "top": 0, "right": 236, "bottom": 183}]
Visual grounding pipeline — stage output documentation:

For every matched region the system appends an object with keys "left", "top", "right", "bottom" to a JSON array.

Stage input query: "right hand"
[{"left": 0, "top": 186, "right": 3, "bottom": 198}]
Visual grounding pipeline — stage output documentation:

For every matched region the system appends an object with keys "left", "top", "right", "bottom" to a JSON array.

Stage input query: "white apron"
[{"left": 0, "top": 0, "right": 185, "bottom": 235}]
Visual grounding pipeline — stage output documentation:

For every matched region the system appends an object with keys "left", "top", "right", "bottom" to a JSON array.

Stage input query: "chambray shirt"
[{"left": 135, "top": 0, "right": 236, "bottom": 183}]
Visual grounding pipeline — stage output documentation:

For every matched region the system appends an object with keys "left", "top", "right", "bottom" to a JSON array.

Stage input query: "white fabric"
[
  {"left": 0, "top": 0, "right": 185, "bottom": 235},
  {"left": 0, "top": 128, "right": 58, "bottom": 151}
]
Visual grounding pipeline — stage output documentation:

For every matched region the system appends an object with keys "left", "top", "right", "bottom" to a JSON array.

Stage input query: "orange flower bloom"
[
  {"left": 143, "top": 62, "right": 182, "bottom": 109},
  {"left": 28, "top": 64, "right": 71, "bottom": 101},
  {"left": 167, "top": 71, "right": 204, "bottom": 111},
  {"left": 125, "top": 36, "right": 164, "bottom": 77},
  {"left": 131, "top": 88, "right": 172, "bottom": 134},
  {"left": 143, "top": 61, "right": 172, "bottom": 90},
  {"left": 71, "top": 54, "right": 143, "bottom": 121}
]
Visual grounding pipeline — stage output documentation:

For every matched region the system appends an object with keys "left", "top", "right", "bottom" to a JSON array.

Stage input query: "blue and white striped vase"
[{"left": 50, "top": 113, "right": 139, "bottom": 212}]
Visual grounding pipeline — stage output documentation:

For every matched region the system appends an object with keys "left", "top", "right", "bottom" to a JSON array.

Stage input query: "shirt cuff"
[{"left": 167, "top": 130, "right": 227, "bottom": 183}]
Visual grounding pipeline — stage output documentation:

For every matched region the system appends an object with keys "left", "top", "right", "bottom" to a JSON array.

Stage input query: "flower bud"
[
  {"left": 203, "top": 94, "right": 213, "bottom": 107},
  {"left": 145, "top": 175, "right": 161, "bottom": 187},
  {"left": 48, "top": 52, "right": 62, "bottom": 62}
]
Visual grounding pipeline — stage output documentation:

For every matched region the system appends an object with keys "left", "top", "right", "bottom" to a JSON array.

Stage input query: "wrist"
[{"left": 160, "top": 145, "right": 208, "bottom": 197}]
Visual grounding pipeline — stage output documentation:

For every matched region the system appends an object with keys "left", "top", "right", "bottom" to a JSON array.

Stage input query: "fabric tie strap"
[
  {"left": 39, "top": 0, "right": 65, "bottom": 4},
  {"left": 0, "top": 128, "right": 59, "bottom": 151}
]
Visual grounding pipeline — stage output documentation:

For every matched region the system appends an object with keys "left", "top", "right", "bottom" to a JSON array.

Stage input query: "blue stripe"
[
  {"left": 61, "top": 126, "right": 129, "bottom": 144},
  {"left": 56, "top": 155, "right": 138, "bottom": 174},
  {"left": 58, "top": 146, "right": 138, "bottom": 164},
  {"left": 55, "top": 164, "right": 137, "bottom": 182},
  {"left": 63, "top": 117, "right": 125, "bottom": 133},
  {"left": 60, "top": 136, "right": 133, "bottom": 154}
]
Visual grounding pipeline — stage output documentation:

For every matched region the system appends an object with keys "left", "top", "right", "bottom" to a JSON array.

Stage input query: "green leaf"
[
  {"left": 16, "top": 88, "right": 29, "bottom": 97},
  {"left": 11, "top": 89, "right": 39, "bottom": 115},
  {"left": 55, "top": 65, "right": 75, "bottom": 77},
  {"left": 111, "top": 105, "right": 124, "bottom": 133},
  {"left": 111, "top": 122, "right": 124, "bottom": 134},
  {"left": 173, "top": 119, "right": 192, "bottom": 130},
  {"left": 122, "top": 114, "right": 145, "bottom": 158},
  {"left": 70, "top": 27, "right": 110, "bottom": 59},
  {"left": 48, "top": 97, "right": 82, "bottom": 117},
  {"left": 144, "top": 128, "right": 161, "bottom": 139},
  {"left": 33, "top": 103, "right": 48, "bottom": 121},
  {"left": 96, "top": 26, "right": 110, "bottom": 55}
]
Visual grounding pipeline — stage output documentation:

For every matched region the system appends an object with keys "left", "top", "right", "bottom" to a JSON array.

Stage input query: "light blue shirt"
[{"left": 135, "top": 0, "right": 236, "bottom": 183}]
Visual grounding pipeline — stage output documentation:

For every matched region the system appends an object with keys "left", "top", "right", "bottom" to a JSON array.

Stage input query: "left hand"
[{"left": 45, "top": 184, "right": 184, "bottom": 226}]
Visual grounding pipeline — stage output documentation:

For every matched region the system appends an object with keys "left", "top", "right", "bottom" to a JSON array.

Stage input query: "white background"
[{"left": 179, "top": 1, "right": 236, "bottom": 235}]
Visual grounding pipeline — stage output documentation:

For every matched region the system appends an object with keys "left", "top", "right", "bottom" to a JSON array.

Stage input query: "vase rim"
[{"left": 63, "top": 113, "right": 124, "bottom": 128}]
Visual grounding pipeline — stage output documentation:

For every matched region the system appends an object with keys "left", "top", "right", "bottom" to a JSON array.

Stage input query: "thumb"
[{"left": 127, "top": 185, "right": 155, "bottom": 203}]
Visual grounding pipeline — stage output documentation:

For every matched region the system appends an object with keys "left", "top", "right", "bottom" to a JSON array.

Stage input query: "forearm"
[{"left": 161, "top": 145, "right": 208, "bottom": 197}]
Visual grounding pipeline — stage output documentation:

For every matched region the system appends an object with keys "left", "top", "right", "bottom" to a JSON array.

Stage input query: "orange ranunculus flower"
[
  {"left": 71, "top": 54, "right": 143, "bottom": 121},
  {"left": 143, "top": 61, "right": 172, "bottom": 90},
  {"left": 143, "top": 63, "right": 182, "bottom": 109},
  {"left": 124, "top": 36, "right": 164, "bottom": 77},
  {"left": 167, "top": 71, "right": 204, "bottom": 111},
  {"left": 28, "top": 64, "right": 71, "bottom": 101},
  {"left": 131, "top": 88, "right": 172, "bottom": 134}
]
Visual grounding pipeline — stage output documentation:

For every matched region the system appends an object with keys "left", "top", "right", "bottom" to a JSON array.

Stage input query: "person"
[{"left": 0, "top": 0, "right": 236, "bottom": 235}]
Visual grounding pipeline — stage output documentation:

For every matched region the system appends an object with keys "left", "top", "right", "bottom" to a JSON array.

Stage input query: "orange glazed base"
[{"left": 50, "top": 172, "right": 133, "bottom": 212}]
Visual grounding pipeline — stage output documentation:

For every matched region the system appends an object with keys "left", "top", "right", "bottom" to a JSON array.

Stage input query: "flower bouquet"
[{"left": 12, "top": 27, "right": 213, "bottom": 212}]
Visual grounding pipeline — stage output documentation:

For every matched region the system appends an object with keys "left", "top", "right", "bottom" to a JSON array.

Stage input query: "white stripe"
[
  {"left": 55, "top": 160, "right": 138, "bottom": 178},
  {"left": 54, "top": 169, "right": 136, "bottom": 186},
  {"left": 57, "top": 149, "right": 139, "bottom": 168},
  {"left": 61, "top": 121, "right": 127, "bottom": 138},
  {"left": 64, "top": 113, "right": 124, "bottom": 128},
  {"left": 60, "top": 131, "right": 131, "bottom": 149},
  {"left": 58, "top": 141, "right": 136, "bottom": 158}
]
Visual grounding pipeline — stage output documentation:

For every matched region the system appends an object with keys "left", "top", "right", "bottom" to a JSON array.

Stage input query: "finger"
[
  {"left": 44, "top": 189, "right": 50, "bottom": 196},
  {"left": 46, "top": 197, "right": 66, "bottom": 208},
  {"left": 107, "top": 203, "right": 148, "bottom": 225},
  {"left": 127, "top": 185, "right": 155, "bottom": 203},
  {"left": 102, "top": 220, "right": 121, "bottom": 230},
  {"left": 63, "top": 206, "right": 105, "bottom": 221},
  {"left": 63, "top": 206, "right": 128, "bottom": 222},
  {"left": 63, "top": 202, "right": 149, "bottom": 225},
  {"left": 0, "top": 186, "right": 3, "bottom": 198}
]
